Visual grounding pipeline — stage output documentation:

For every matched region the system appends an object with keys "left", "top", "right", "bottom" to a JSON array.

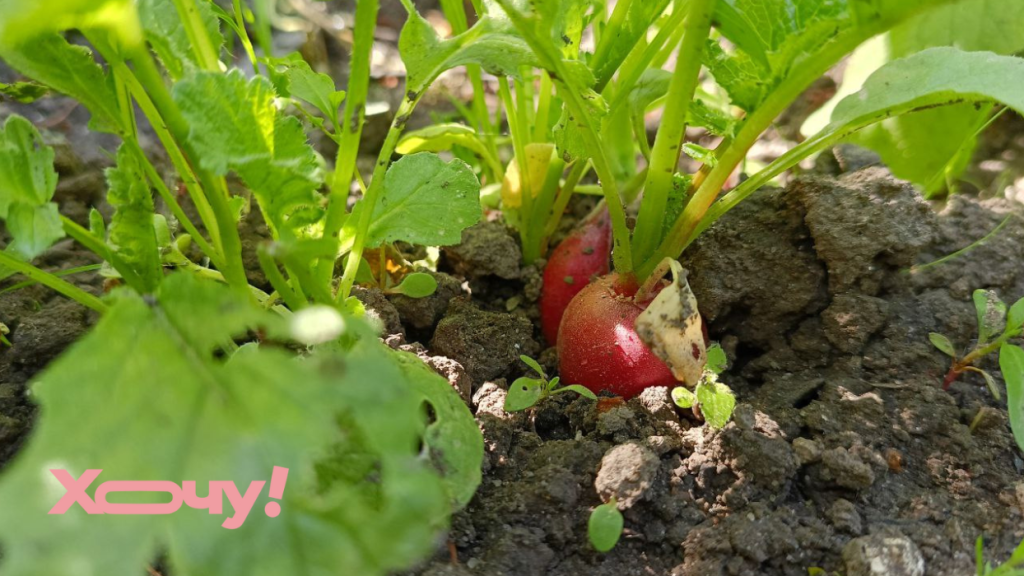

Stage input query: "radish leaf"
[
  {"left": 588, "top": 500, "right": 624, "bottom": 552},
  {"left": 139, "top": 0, "right": 223, "bottom": 79},
  {"left": 105, "top": 146, "right": 162, "bottom": 292},
  {"left": 696, "top": 379, "right": 737, "bottom": 429},
  {"left": 352, "top": 152, "right": 481, "bottom": 248},
  {"left": 0, "top": 116, "right": 64, "bottom": 265}
]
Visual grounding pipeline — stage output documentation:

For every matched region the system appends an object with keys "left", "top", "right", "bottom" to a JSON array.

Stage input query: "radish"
[
  {"left": 539, "top": 207, "right": 612, "bottom": 345},
  {"left": 556, "top": 273, "right": 677, "bottom": 398}
]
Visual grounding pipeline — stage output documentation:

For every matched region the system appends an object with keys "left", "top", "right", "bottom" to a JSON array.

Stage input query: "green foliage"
[
  {"left": 173, "top": 70, "right": 322, "bottom": 233},
  {"left": 846, "top": 0, "right": 1024, "bottom": 195},
  {"left": 390, "top": 272, "right": 439, "bottom": 298},
  {"left": 929, "top": 332, "right": 956, "bottom": 357},
  {"left": 0, "top": 116, "right": 64, "bottom": 263},
  {"left": 671, "top": 344, "right": 736, "bottom": 429},
  {"left": 351, "top": 153, "right": 481, "bottom": 248},
  {"left": 0, "top": 80, "right": 48, "bottom": 103},
  {"left": 503, "top": 354, "right": 597, "bottom": 412},
  {"left": 0, "top": 34, "right": 124, "bottom": 133},
  {"left": 105, "top": 146, "right": 163, "bottom": 292},
  {"left": 139, "top": 0, "right": 223, "bottom": 79},
  {"left": 0, "top": 273, "right": 472, "bottom": 575},
  {"left": 588, "top": 500, "right": 624, "bottom": 552},
  {"left": 1000, "top": 344, "right": 1024, "bottom": 454},
  {"left": 977, "top": 536, "right": 1024, "bottom": 575},
  {"left": 0, "top": 0, "right": 142, "bottom": 49}
]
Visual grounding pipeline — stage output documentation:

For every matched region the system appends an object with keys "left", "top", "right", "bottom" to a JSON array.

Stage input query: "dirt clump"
[{"left": 431, "top": 297, "right": 540, "bottom": 385}]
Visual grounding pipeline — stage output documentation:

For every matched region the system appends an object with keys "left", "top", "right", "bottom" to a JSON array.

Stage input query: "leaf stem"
[
  {"left": 170, "top": 0, "right": 220, "bottom": 71},
  {"left": 335, "top": 94, "right": 421, "bottom": 301},
  {"left": 631, "top": 0, "right": 715, "bottom": 267},
  {"left": 319, "top": 0, "right": 379, "bottom": 286},
  {"left": 0, "top": 251, "right": 107, "bottom": 313}
]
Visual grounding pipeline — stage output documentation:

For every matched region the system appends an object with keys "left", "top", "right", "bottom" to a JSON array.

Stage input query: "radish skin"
[
  {"left": 539, "top": 208, "right": 612, "bottom": 345},
  {"left": 557, "top": 273, "right": 677, "bottom": 398}
]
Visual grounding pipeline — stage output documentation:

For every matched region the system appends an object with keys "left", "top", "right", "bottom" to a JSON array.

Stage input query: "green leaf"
[
  {"left": 974, "top": 368, "right": 1002, "bottom": 402},
  {"left": 519, "top": 354, "right": 546, "bottom": 379},
  {"left": 998, "top": 343, "right": 1024, "bottom": 454},
  {"left": 557, "top": 384, "right": 598, "bottom": 400},
  {"left": 139, "top": 0, "right": 223, "bottom": 79},
  {"left": 0, "top": 80, "right": 49, "bottom": 103},
  {"left": 1008, "top": 298, "right": 1024, "bottom": 337},
  {"left": 0, "top": 0, "right": 142, "bottom": 50},
  {"left": 588, "top": 501, "right": 624, "bottom": 553},
  {"left": 827, "top": 48, "right": 1024, "bottom": 147},
  {"left": 390, "top": 349, "right": 484, "bottom": 510},
  {"left": 504, "top": 377, "right": 545, "bottom": 412},
  {"left": 974, "top": 289, "right": 1008, "bottom": 344},
  {"left": 276, "top": 56, "right": 345, "bottom": 128},
  {"left": 0, "top": 34, "right": 124, "bottom": 133},
  {"left": 0, "top": 115, "right": 64, "bottom": 262},
  {"left": 397, "top": 123, "right": 502, "bottom": 176},
  {"left": 706, "top": 343, "right": 729, "bottom": 374},
  {"left": 707, "top": 0, "right": 848, "bottom": 112},
  {"left": 0, "top": 273, "right": 456, "bottom": 576},
  {"left": 173, "top": 70, "right": 322, "bottom": 232},
  {"left": 105, "top": 146, "right": 162, "bottom": 292},
  {"left": 357, "top": 152, "right": 481, "bottom": 248},
  {"left": 671, "top": 386, "right": 696, "bottom": 409},
  {"left": 590, "top": 0, "right": 670, "bottom": 86},
  {"left": 392, "top": 272, "right": 439, "bottom": 299},
  {"left": 929, "top": 332, "right": 957, "bottom": 358},
  {"left": 682, "top": 142, "right": 718, "bottom": 167},
  {"left": 399, "top": 11, "right": 536, "bottom": 93},
  {"left": 844, "top": 0, "right": 1024, "bottom": 195},
  {"left": 88, "top": 208, "right": 106, "bottom": 238},
  {"left": 696, "top": 380, "right": 737, "bottom": 429}
]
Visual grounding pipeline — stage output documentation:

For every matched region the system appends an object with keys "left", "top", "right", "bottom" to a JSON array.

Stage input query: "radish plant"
[{"left": 412, "top": 0, "right": 1024, "bottom": 402}]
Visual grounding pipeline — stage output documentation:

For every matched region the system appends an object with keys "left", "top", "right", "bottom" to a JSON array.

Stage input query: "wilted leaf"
[
  {"left": 635, "top": 260, "right": 706, "bottom": 386},
  {"left": 501, "top": 142, "right": 555, "bottom": 209}
]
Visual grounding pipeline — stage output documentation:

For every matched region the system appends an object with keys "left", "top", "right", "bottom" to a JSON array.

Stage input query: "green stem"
[
  {"left": 499, "top": 76, "right": 535, "bottom": 254},
  {"left": 170, "top": 0, "right": 220, "bottom": 71},
  {"left": 319, "top": 0, "right": 379, "bottom": 285},
  {"left": 60, "top": 216, "right": 148, "bottom": 290},
  {"left": 336, "top": 95, "right": 421, "bottom": 301},
  {"left": 111, "top": 61, "right": 223, "bottom": 256},
  {"left": 257, "top": 245, "right": 305, "bottom": 310},
  {"left": 912, "top": 213, "right": 1018, "bottom": 274},
  {"left": 0, "top": 264, "right": 102, "bottom": 297},
  {"left": 493, "top": 0, "right": 633, "bottom": 274},
  {"left": 125, "top": 140, "right": 219, "bottom": 266},
  {"left": 126, "top": 51, "right": 251, "bottom": 296},
  {"left": 641, "top": 28, "right": 868, "bottom": 278},
  {"left": 0, "top": 252, "right": 107, "bottom": 313},
  {"left": 543, "top": 160, "right": 589, "bottom": 239},
  {"left": 631, "top": 0, "right": 715, "bottom": 266},
  {"left": 232, "top": 0, "right": 260, "bottom": 68}
]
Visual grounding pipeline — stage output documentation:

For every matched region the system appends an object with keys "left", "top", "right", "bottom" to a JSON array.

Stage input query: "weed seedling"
[
  {"left": 930, "top": 289, "right": 1024, "bottom": 452},
  {"left": 504, "top": 354, "right": 597, "bottom": 412},
  {"left": 977, "top": 536, "right": 1024, "bottom": 576},
  {"left": 588, "top": 498, "right": 624, "bottom": 553},
  {"left": 671, "top": 343, "right": 736, "bottom": 429}
]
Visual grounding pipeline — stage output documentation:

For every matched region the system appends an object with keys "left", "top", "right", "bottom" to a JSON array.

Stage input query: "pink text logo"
[{"left": 47, "top": 466, "right": 289, "bottom": 529}]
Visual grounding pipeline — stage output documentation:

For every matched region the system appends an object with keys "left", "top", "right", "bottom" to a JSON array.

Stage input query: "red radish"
[
  {"left": 557, "top": 273, "right": 676, "bottom": 399},
  {"left": 539, "top": 207, "right": 611, "bottom": 345}
]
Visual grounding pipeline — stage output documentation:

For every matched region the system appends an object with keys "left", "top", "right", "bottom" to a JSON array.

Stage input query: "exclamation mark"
[{"left": 264, "top": 466, "right": 289, "bottom": 518}]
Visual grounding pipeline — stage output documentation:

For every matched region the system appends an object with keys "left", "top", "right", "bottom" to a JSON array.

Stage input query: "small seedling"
[
  {"left": 930, "top": 289, "right": 1024, "bottom": 453},
  {"left": 976, "top": 536, "right": 1024, "bottom": 576},
  {"left": 503, "top": 354, "right": 597, "bottom": 412},
  {"left": 587, "top": 498, "right": 624, "bottom": 553},
  {"left": 671, "top": 344, "right": 736, "bottom": 429},
  {"left": 384, "top": 271, "right": 438, "bottom": 298},
  {"left": 0, "top": 322, "right": 10, "bottom": 347}
]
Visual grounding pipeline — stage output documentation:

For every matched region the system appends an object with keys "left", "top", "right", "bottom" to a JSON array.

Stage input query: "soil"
[{"left": 3, "top": 28, "right": 1024, "bottom": 576}]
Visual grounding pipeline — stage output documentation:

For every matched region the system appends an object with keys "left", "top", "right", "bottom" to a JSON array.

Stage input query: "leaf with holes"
[{"left": 504, "top": 377, "right": 545, "bottom": 412}]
